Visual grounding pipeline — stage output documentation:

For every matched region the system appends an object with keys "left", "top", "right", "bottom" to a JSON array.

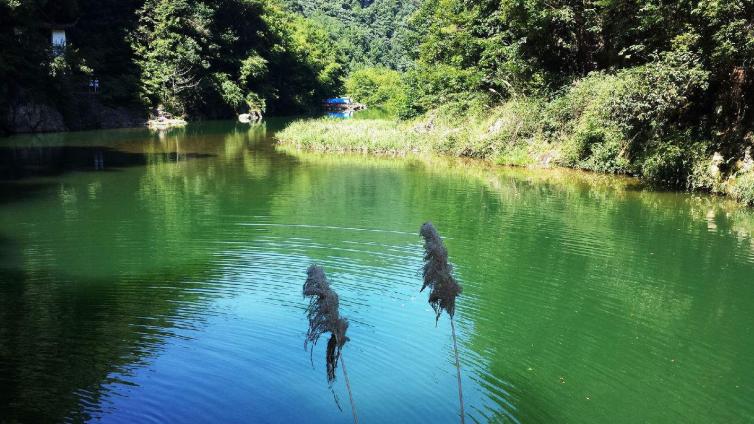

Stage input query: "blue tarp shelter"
[{"left": 325, "top": 97, "right": 353, "bottom": 105}]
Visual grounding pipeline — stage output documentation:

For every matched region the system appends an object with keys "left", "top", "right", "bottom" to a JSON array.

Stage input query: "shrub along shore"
[{"left": 277, "top": 82, "right": 754, "bottom": 207}]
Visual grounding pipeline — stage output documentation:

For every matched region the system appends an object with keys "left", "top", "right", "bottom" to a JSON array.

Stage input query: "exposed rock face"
[
  {"left": 238, "top": 111, "right": 262, "bottom": 123},
  {"left": 98, "top": 106, "right": 146, "bottom": 129},
  {"left": 5, "top": 100, "right": 66, "bottom": 133},
  {"left": 66, "top": 95, "right": 145, "bottom": 131},
  {"left": 2, "top": 93, "right": 146, "bottom": 135},
  {"left": 709, "top": 151, "right": 725, "bottom": 178}
]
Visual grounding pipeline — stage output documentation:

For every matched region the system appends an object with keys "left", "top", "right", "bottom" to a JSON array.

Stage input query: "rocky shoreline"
[{"left": 2, "top": 94, "right": 146, "bottom": 136}]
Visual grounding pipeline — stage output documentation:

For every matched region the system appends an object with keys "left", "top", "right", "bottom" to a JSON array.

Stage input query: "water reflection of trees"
[
  {"left": 0, "top": 266, "right": 218, "bottom": 422},
  {"left": 1, "top": 128, "right": 752, "bottom": 422},
  {"left": 275, "top": 149, "right": 754, "bottom": 424},
  {"left": 0, "top": 122, "right": 293, "bottom": 422}
]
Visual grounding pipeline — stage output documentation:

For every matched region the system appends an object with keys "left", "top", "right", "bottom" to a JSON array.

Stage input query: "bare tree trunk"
[
  {"left": 450, "top": 318, "right": 465, "bottom": 424},
  {"left": 340, "top": 355, "right": 359, "bottom": 424}
]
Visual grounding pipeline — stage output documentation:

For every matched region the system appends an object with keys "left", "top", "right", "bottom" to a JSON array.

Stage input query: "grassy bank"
[
  {"left": 278, "top": 119, "right": 427, "bottom": 154},
  {"left": 278, "top": 69, "right": 754, "bottom": 206}
]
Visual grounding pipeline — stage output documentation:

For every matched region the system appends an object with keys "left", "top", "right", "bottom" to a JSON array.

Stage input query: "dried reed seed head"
[
  {"left": 420, "top": 222, "right": 463, "bottom": 321},
  {"left": 303, "top": 265, "right": 349, "bottom": 383},
  {"left": 326, "top": 317, "right": 349, "bottom": 382}
]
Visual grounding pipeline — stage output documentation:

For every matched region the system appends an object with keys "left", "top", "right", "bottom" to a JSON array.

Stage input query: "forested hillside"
[
  {"left": 410, "top": 0, "right": 753, "bottom": 202},
  {"left": 404, "top": 0, "right": 753, "bottom": 135},
  {"left": 0, "top": 0, "right": 345, "bottom": 133},
  {"left": 283, "top": 0, "right": 419, "bottom": 70}
]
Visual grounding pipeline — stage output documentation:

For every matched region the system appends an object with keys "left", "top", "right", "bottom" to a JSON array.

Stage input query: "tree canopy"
[
  {"left": 283, "top": 0, "right": 419, "bottom": 70},
  {"left": 0, "top": 0, "right": 347, "bottom": 123}
]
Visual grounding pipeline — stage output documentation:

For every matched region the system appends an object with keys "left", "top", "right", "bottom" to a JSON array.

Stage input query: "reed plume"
[
  {"left": 419, "top": 222, "right": 465, "bottom": 423},
  {"left": 420, "top": 222, "right": 463, "bottom": 321},
  {"left": 303, "top": 265, "right": 358, "bottom": 423}
]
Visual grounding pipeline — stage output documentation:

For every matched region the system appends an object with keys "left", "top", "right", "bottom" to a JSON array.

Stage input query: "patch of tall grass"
[{"left": 277, "top": 118, "right": 429, "bottom": 155}]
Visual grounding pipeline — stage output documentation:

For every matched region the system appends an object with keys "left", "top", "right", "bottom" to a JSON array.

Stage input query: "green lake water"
[{"left": 0, "top": 120, "right": 752, "bottom": 423}]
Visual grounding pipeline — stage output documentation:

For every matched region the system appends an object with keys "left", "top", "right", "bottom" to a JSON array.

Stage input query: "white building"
[{"left": 51, "top": 29, "right": 66, "bottom": 55}]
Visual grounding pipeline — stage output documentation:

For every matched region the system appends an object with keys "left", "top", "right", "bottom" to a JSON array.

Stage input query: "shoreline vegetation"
[{"left": 277, "top": 92, "right": 754, "bottom": 206}]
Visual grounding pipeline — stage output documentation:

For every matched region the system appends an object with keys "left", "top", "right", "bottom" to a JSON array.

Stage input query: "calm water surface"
[{"left": 0, "top": 121, "right": 753, "bottom": 423}]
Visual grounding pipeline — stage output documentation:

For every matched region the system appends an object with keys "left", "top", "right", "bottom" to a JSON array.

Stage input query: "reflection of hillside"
[
  {"left": 280, "top": 149, "right": 754, "bottom": 250},
  {"left": 272, "top": 148, "right": 754, "bottom": 424},
  {"left": 0, "top": 144, "right": 212, "bottom": 181},
  {"left": 0, "top": 122, "right": 293, "bottom": 422},
  {"left": 0, "top": 266, "right": 216, "bottom": 422},
  {"left": 0, "top": 122, "right": 752, "bottom": 423}
]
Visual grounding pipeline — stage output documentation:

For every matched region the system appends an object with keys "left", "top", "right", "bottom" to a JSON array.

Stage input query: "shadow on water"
[
  {"left": 0, "top": 133, "right": 216, "bottom": 210},
  {"left": 0, "top": 182, "right": 56, "bottom": 207},
  {"left": 0, "top": 145, "right": 213, "bottom": 181},
  {"left": 0, "top": 265, "right": 219, "bottom": 423},
  {"left": 0, "top": 121, "right": 297, "bottom": 423}
]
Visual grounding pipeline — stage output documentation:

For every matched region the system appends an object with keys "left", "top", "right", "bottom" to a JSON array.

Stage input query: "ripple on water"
[{"left": 1, "top": 124, "right": 753, "bottom": 423}]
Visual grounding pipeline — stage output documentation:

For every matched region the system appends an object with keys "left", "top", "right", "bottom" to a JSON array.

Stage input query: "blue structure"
[
  {"left": 327, "top": 111, "right": 354, "bottom": 119},
  {"left": 325, "top": 97, "right": 353, "bottom": 105},
  {"left": 323, "top": 97, "right": 365, "bottom": 113}
]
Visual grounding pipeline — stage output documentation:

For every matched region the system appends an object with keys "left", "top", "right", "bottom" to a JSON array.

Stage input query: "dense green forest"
[
  {"left": 0, "top": 0, "right": 347, "bottom": 131},
  {"left": 0, "top": 0, "right": 417, "bottom": 132},
  {"left": 403, "top": 0, "right": 753, "bottom": 137},
  {"left": 283, "top": 0, "right": 418, "bottom": 70}
]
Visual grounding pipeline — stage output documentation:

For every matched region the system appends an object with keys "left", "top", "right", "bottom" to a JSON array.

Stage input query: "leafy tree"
[
  {"left": 132, "top": 0, "right": 217, "bottom": 115},
  {"left": 130, "top": 0, "right": 346, "bottom": 116},
  {"left": 344, "top": 67, "right": 406, "bottom": 113}
]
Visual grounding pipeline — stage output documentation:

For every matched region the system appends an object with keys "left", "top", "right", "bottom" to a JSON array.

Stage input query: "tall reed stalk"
[
  {"left": 420, "top": 222, "right": 465, "bottom": 424},
  {"left": 303, "top": 265, "right": 358, "bottom": 424}
]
